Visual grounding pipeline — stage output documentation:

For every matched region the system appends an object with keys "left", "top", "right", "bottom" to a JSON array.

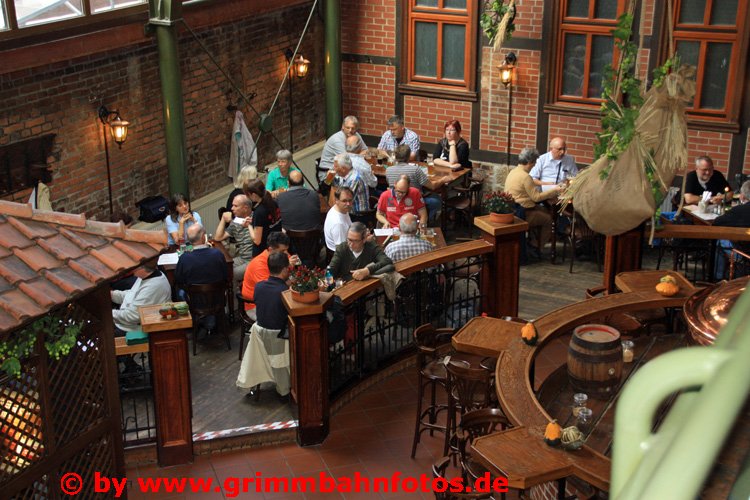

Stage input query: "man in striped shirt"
[{"left": 332, "top": 153, "right": 370, "bottom": 216}]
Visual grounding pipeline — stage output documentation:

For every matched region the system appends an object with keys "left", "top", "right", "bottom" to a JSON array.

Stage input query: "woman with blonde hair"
[{"left": 225, "top": 165, "right": 258, "bottom": 211}]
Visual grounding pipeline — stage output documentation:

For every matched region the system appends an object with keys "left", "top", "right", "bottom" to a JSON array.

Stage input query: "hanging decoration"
[{"left": 480, "top": 0, "right": 516, "bottom": 50}]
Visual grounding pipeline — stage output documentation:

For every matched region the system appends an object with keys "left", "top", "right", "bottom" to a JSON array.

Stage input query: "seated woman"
[
  {"left": 225, "top": 165, "right": 258, "bottom": 212},
  {"left": 504, "top": 147, "right": 561, "bottom": 254},
  {"left": 433, "top": 119, "right": 471, "bottom": 170},
  {"left": 244, "top": 179, "right": 283, "bottom": 257},
  {"left": 165, "top": 193, "right": 202, "bottom": 246}
]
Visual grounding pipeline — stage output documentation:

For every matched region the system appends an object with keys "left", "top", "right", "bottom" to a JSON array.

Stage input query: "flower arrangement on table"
[{"left": 289, "top": 265, "right": 325, "bottom": 303}]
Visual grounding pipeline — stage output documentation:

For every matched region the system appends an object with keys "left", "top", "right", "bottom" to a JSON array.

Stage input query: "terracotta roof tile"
[
  {"left": 68, "top": 255, "right": 118, "bottom": 284},
  {"left": 44, "top": 267, "right": 95, "bottom": 295},
  {"left": 0, "top": 220, "right": 35, "bottom": 250},
  {"left": 58, "top": 227, "right": 108, "bottom": 250},
  {"left": 37, "top": 234, "right": 87, "bottom": 261},
  {"left": 0, "top": 201, "right": 167, "bottom": 334},
  {"left": 18, "top": 280, "right": 68, "bottom": 310},
  {"left": 7, "top": 217, "right": 59, "bottom": 240},
  {"left": 0, "top": 255, "right": 38, "bottom": 285},
  {"left": 89, "top": 246, "right": 137, "bottom": 273},
  {"left": 13, "top": 246, "right": 63, "bottom": 272},
  {"left": 0, "top": 289, "right": 46, "bottom": 322}
]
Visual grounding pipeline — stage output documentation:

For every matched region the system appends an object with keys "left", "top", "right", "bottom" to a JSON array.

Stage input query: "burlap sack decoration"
[{"left": 567, "top": 65, "right": 695, "bottom": 236}]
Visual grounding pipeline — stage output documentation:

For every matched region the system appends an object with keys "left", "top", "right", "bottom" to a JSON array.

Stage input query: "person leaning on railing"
[{"left": 329, "top": 222, "right": 394, "bottom": 281}]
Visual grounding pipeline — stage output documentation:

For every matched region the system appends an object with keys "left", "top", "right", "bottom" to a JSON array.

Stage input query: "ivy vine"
[
  {"left": 0, "top": 312, "right": 85, "bottom": 379},
  {"left": 480, "top": 0, "right": 516, "bottom": 47}
]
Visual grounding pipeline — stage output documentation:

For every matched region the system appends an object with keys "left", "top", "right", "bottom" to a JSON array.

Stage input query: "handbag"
[{"left": 136, "top": 195, "right": 169, "bottom": 223}]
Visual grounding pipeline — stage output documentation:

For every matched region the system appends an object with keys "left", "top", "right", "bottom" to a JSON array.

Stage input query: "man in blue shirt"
[
  {"left": 254, "top": 252, "right": 290, "bottom": 332},
  {"left": 529, "top": 137, "right": 578, "bottom": 187}
]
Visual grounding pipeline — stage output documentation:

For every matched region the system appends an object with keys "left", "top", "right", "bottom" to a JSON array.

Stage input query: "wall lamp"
[
  {"left": 498, "top": 51, "right": 517, "bottom": 88},
  {"left": 98, "top": 106, "right": 129, "bottom": 147},
  {"left": 98, "top": 105, "right": 130, "bottom": 216}
]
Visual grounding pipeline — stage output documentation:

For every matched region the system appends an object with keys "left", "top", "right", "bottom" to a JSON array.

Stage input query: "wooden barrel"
[{"left": 567, "top": 324, "right": 623, "bottom": 398}]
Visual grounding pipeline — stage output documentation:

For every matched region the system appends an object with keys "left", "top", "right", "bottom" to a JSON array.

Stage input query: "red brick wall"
[
  {"left": 513, "top": 0, "right": 543, "bottom": 39},
  {"left": 341, "top": 62, "right": 396, "bottom": 137},
  {"left": 687, "top": 129, "right": 732, "bottom": 175},
  {"left": 403, "top": 96, "right": 472, "bottom": 146},
  {"left": 548, "top": 114, "right": 602, "bottom": 164},
  {"left": 480, "top": 48, "right": 540, "bottom": 156},
  {"left": 342, "top": 0, "right": 397, "bottom": 57},
  {"left": 0, "top": 4, "right": 325, "bottom": 220}
]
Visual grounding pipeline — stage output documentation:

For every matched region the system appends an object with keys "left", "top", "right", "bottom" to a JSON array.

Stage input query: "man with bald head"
[
  {"left": 346, "top": 134, "right": 378, "bottom": 189},
  {"left": 277, "top": 170, "right": 322, "bottom": 231},
  {"left": 377, "top": 175, "right": 428, "bottom": 228},
  {"left": 215, "top": 193, "right": 254, "bottom": 279},
  {"left": 175, "top": 224, "right": 228, "bottom": 290},
  {"left": 530, "top": 137, "right": 578, "bottom": 187},
  {"left": 384, "top": 213, "right": 433, "bottom": 261}
]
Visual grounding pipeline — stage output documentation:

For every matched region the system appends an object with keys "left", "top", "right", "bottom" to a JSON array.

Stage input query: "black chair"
[
  {"left": 185, "top": 282, "right": 230, "bottom": 355},
  {"left": 729, "top": 247, "right": 750, "bottom": 279},
  {"left": 457, "top": 408, "right": 511, "bottom": 482},
  {"left": 446, "top": 174, "right": 484, "bottom": 230},
  {"left": 235, "top": 292, "right": 255, "bottom": 360},
  {"left": 286, "top": 228, "right": 324, "bottom": 268},
  {"left": 432, "top": 456, "right": 494, "bottom": 500},
  {"left": 444, "top": 359, "right": 496, "bottom": 457},
  {"left": 561, "top": 210, "right": 602, "bottom": 273}
]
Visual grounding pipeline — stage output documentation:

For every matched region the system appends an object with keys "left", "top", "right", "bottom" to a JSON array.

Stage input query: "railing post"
[
  {"left": 139, "top": 304, "right": 193, "bottom": 466},
  {"left": 475, "top": 215, "right": 528, "bottom": 317},
  {"left": 283, "top": 291, "right": 334, "bottom": 446},
  {"left": 603, "top": 224, "right": 644, "bottom": 293}
]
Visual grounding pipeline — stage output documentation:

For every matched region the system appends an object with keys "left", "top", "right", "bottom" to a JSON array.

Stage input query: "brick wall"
[
  {"left": 0, "top": 4, "right": 325, "bottom": 220},
  {"left": 403, "top": 96, "right": 473, "bottom": 146},
  {"left": 687, "top": 129, "right": 732, "bottom": 175},
  {"left": 342, "top": 62, "right": 396, "bottom": 137},
  {"left": 341, "top": 0, "right": 397, "bottom": 57},
  {"left": 548, "top": 114, "right": 602, "bottom": 164}
]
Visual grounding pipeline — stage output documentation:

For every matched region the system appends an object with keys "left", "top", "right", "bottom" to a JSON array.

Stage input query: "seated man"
[
  {"left": 236, "top": 252, "right": 291, "bottom": 399},
  {"left": 529, "top": 137, "right": 578, "bottom": 187},
  {"left": 241, "top": 231, "right": 294, "bottom": 321},
  {"left": 377, "top": 175, "right": 428, "bottom": 229},
  {"left": 385, "top": 213, "right": 434, "bottom": 262},
  {"left": 324, "top": 187, "right": 354, "bottom": 251},
  {"left": 713, "top": 180, "right": 750, "bottom": 279},
  {"left": 377, "top": 115, "right": 421, "bottom": 161},
  {"left": 384, "top": 144, "right": 451, "bottom": 222},
  {"left": 332, "top": 153, "right": 370, "bottom": 218},
  {"left": 266, "top": 149, "right": 299, "bottom": 198},
  {"left": 111, "top": 265, "right": 171, "bottom": 336},
  {"left": 214, "top": 194, "right": 254, "bottom": 280},
  {"left": 684, "top": 155, "right": 733, "bottom": 205},
  {"left": 277, "top": 170, "right": 321, "bottom": 231},
  {"left": 346, "top": 135, "right": 378, "bottom": 189},
  {"left": 505, "top": 147, "right": 561, "bottom": 255},
  {"left": 329, "top": 222, "right": 394, "bottom": 281},
  {"left": 319, "top": 115, "right": 367, "bottom": 181}
]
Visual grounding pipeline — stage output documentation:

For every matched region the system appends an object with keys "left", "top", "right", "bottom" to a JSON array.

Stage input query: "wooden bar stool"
[{"left": 410, "top": 324, "right": 455, "bottom": 458}]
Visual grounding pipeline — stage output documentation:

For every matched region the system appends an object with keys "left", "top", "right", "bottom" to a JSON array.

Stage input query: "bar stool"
[
  {"left": 443, "top": 358, "right": 496, "bottom": 457},
  {"left": 411, "top": 324, "right": 455, "bottom": 458},
  {"left": 457, "top": 408, "right": 510, "bottom": 482}
]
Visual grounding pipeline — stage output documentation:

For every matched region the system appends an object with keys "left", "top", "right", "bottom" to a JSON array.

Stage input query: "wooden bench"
[{"left": 115, "top": 336, "right": 149, "bottom": 356}]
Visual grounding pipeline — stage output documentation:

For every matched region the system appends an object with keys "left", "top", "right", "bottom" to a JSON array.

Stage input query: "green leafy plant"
[
  {"left": 480, "top": 0, "right": 516, "bottom": 47},
  {"left": 482, "top": 191, "right": 515, "bottom": 215},
  {"left": 0, "top": 312, "right": 84, "bottom": 379},
  {"left": 290, "top": 265, "right": 325, "bottom": 293}
]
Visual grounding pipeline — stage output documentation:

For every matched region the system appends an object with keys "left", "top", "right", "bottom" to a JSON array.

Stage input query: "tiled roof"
[{"left": 0, "top": 201, "right": 167, "bottom": 334}]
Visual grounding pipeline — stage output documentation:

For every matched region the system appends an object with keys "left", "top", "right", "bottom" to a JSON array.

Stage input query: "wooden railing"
[{"left": 283, "top": 215, "right": 528, "bottom": 446}]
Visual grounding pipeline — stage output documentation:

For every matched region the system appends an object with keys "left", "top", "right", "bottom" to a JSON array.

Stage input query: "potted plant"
[
  {"left": 290, "top": 265, "right": 325, "bottom": 304},
  {"left": 483, "top": 191, "right": 516, "bottom": 224}
]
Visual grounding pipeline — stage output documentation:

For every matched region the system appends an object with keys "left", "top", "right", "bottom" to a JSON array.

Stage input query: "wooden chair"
[
  {"left": 457, "top": 408, "right": 511, "bottom": 482},
  {"left": 411, "top": 324, "right": 455, "bottom": 458},
  {"left": 444, "top": 359, "right": 495, "bottom": 457},
  {"left": 432, "top": 456, "right": 494, "bottom": 500},
  {"left": 235, "top": 292, "right": 255, "bottom": 361},
  {"left": 286, "top": 228, "right": 324, "bottom": 268},
  {"left": 561, "top": 210, "right": 602, "bottom": 273},
  {"left": 185, "top": 282, "right": 230, "bottom": 356},
  {"left": 729, "top": 247, "right": 750, "bottom": 279},
  {"left": 446, "top": 174, "right": 484, "bottom": 230}
]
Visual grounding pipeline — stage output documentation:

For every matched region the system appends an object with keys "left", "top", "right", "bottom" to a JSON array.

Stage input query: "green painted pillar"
[
  {"left": 324, "top": 0, "right": 342, "bottom": 136},
  {"left": 148, "top": 0, "right": 189, "bottom": 197}
]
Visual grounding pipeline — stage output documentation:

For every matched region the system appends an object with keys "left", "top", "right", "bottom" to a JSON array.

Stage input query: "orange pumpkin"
[
  {"left": 521, "top": 322, "right": 538, "bottom": 346},
  {"left": 544, "top": 420, "right": 562, "bottom": 447},
  {"left": 655, "top": 281, "right": 679, "bottom": 297}
]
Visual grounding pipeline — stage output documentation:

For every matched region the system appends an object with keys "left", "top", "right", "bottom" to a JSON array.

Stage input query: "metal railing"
[
  {"left": 329, "top": 253, "right": 488, "bottom": 397},
  {"left": 118, "top": 352, "right": 157, "bottom": 446}
]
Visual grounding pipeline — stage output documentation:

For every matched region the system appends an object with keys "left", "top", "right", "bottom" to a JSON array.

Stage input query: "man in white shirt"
[
  {"left": 324, "top": 186, "right": 354, "bottom": 251},
  {"left": 319, "top": 116, "right": 367, "bottom": 181},
  {"left": 529, "top": 137, "right": 578, "bottom": 187}
]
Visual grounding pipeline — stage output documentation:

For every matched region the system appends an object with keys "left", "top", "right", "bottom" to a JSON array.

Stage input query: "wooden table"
[
  {"left": 682, "top": 204, "right": 720, "bottom": 225},
  {"left": 375, "top": 227, "right": 447, "bottom": 250},
  {"left": 139, "top": 303, "right": 193, "bottom": 466},
  {"left": 614, "top": 269, "right": 695, "bottom": 296},
  {"left": 372, "top": 162, "right": 471, "bottom": 232}
]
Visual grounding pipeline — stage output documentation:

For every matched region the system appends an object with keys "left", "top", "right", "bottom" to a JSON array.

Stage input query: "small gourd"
[
  {"left": 659, "top": 275, "right": 677, "bottom": 285},
  {"left": 521, "top": 322, "right": 538, "bottom": 346},
  {"left": 655, "top": 281, "right": 679, "bottom": 297},
  {"left": 544, "top": 420, "right": 562, "bottom": 447}
]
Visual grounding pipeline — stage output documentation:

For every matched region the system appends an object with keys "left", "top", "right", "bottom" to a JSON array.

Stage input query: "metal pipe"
[
  {"left": 324, "top": 0, "right": 342, "bottom": 136},
  {"left": 102, "top": 123, "right": 114, "bottom": 216}
]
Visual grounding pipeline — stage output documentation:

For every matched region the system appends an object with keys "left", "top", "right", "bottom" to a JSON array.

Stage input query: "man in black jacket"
[
  {"left": 329, "top": 222, "right": 394, "bottom": 281},
  {"left": 277, "top": 170, "right": 321, "bottom": 231},
  {"left": 713, "top": 180, "right": 750, "bottom": 279}
]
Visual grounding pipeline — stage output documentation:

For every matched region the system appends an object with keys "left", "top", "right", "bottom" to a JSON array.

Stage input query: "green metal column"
[
  {"left": 324, "top": 0, "right": 342, "bottom": 136},
  {"left": 148, "top": 0, "right": 189, "bottom": 197}
]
